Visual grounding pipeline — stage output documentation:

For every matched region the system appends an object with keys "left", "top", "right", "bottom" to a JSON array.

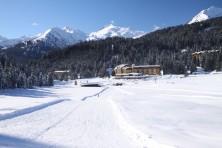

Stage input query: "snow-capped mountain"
[
  {"left": 0, "top": 27, "right": 87, "bottom": 58},
  {"left": 0, "top": 24, "right": 146, "bottom": 59},
  {"left": 87, "top": 24, "right": 146, "bottom": 41},
  {"left": 0, "top": 27, "right": 87, "bottom": 49},
  {"left": 188, "top": 6, "right": 222, "bottom": 24},
  {"left": 1, "top": 24, "right": 145, "bottom": 50},
  {"left": 34, "top": 27, "right": 87, "bottom": 48}
]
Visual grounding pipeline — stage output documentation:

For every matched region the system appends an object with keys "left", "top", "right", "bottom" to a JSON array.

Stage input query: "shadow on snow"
[
  {"left": 0, "top": 87, "right": 56, "bottom": 98},
  {"left": 0, "top": 134, "right": 59, "bottom": 148}
]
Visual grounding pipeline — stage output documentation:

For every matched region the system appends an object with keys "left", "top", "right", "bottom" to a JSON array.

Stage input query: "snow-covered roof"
[
  {"left": 133, "top": 65, "right": 160, "bottom": 68},
  {"left": 115, "top": 64, "right": 160, "bottom": 70},
  {"left": 54, "top": 70, "right": 70, "bottom": 73},
  {"left": 192, "top": 50, "right": 219, "bottom": 55},
  {"left": 114, "top": 64, "right": 129, "bottom": 70}
]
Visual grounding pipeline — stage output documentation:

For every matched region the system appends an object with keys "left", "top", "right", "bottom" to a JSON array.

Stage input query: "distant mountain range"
[
  {"left": 0, "top": 24, "right": 145, "bottom": 49},
  {"left": 188, "top": 6, "right": 222, "bottom": 24},
  {"left": 87, "top": 24, "right": 146, "bottom": 41},
  {"left": 0, "top": 27, "right": 87, "bottom": 49},
  {"left": 1, "top": 6, "right": 222, "bottom": 59},
  {"left": 0, "top": 24, "right": 146, "bottom": 58}
]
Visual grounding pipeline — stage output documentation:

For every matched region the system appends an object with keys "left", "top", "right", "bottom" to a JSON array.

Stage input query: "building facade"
[
  {"left": 54, "top": 70, "right": 70, "bottom": 80},
  {"left": 114, "top": 64, "right": 161, "bottom": 75}
]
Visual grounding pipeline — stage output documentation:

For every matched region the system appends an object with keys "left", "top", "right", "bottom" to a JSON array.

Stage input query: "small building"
[
  {"left": 192, "top": 51, "right": 204, "bottom": 62},
  {"left": 114, "top": 64, "right": 161, "bottom": 76},
  {"left": 54, "top": 70, "right": 70, "bottom": 80},
  {"left": 192, "top": 50, "right": 219, "bottom": 67},
  {"left": 192, "top": 50, "right": 219, "bottom": 60}
]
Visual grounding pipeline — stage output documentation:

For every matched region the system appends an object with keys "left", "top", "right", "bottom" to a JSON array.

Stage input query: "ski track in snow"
[
  {"left": 81, "top": 87, "right": 109, "bottom": 101},
  {"left": 106, "top": 96, "right": 174, "bottom": 148},
  {"left": 0, "top": 99, "right": 68, "bottom": 121},
  {"left": 33, "top": 102, "right": 81, "bottom": 140},
  {"left": 0, "top": 85, "right": 172, "bottom": 148},
  {"left": 113, "top": 87, "right": 135, "bottom": 96},
  {"left": 1, "top": 74, "right": 222, "bottom": 148}
]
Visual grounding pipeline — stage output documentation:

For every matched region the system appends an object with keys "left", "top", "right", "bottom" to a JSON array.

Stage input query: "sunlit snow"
[{"left": 0, "top": 73, "right": 222, "bottom": 147}]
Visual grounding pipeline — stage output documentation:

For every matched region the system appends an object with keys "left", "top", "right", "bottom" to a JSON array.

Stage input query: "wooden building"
[
  {"left": 114, "top": 64, "right": 161, "bottom": 76},
  {"left": 192, "top": 51, "right": 204, "bottom": 62},
  {"left": 192, "top": 50, "right": 219, "bottom": 67},
  {"left": 54, "top": 70, "right": 70, "bottom": 80}
]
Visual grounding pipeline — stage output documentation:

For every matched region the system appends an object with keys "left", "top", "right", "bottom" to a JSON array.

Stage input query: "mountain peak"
[
  {"left": 49, "top": 27, "right": 62, "bottom": 33},
  {"left": 34, "top": 27, "right": 87, "bottom": 48},
  {"left": 63, "top": 26, "right": 74, "bottom": 33},
  {"left": 87, "top": 24, "right": 146, "bottom": 41},
  {"left": 104, "top": 23, "right": 115, "bottom": 28},
  {"left": 188, "top": 6, "right": 222, "bottom": 24}
]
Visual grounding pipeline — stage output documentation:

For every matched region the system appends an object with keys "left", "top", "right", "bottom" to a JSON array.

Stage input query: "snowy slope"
[
  {"left": 87, "top": 24, "right": 146, "bottom": 40},
  {"left": 188, "top": 6, "right": 222, "bottom": 24},
  {"left": 109, "top": 74, "right": 222, "bottom": 148},
  {"left": 0, "top": 74, "right": 222, "bottom": 147},
  {"left": 0, "top": 85, "right": 172, "bottom": 148}
]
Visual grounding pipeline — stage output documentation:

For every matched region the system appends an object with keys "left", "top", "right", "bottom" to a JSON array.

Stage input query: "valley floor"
[{"left": 0, "top": 73, "right": 222, "bottom": 148}]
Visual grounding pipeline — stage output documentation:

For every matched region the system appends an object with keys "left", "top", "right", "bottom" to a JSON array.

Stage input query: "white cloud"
[
  {"left": 153, "top": 25, "right": 160, "bottom": 31},
  {"left": 32, "top": 22, "right": 38, "bottom": 26},
  {"left": 110, "top": 20, "right": 115, "bottom": 24}
]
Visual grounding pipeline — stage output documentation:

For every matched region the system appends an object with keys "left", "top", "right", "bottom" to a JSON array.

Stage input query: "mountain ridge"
[
  {"left": 0, "top": 24, "right": 146, "bottom": 59},
  {"left": 87, "top": 23, "right": 146, "bottom": 41},
  {"left": 0, "top": 24, "right": 146, "bottom": 49}
]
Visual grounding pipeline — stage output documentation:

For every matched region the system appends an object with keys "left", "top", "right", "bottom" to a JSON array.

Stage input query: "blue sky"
[{"left": 0, "top": 0, "right": 222, "bottom": 38}]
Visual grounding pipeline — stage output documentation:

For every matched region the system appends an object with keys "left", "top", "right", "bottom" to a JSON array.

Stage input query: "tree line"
[{"left": 0, "top": 56, "right": 53, "bottom": 90}]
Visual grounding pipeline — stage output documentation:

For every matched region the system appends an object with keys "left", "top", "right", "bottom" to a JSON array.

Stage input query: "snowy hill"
[
  {"left": 188, "top": 6, "right": 222, "bottom": 24},
  {"left": 87, "top": 24, "right": 146, "bottom": 41}
]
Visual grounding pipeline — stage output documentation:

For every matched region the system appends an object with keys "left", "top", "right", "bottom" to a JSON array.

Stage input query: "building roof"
[
  {"left": 134, "top": 65, "right": 160, "bottom": 68},
  {"left": 54, "top": 70, "right": 70, "bottom": 73},
  {"left": 114, "top": 64, "right": 129, "bottom": 70},
  {"left": 115, "top": 64, "right": 160, "bottom": 70},
  {"left": 192, "top": 50, "right": 219, "bottom": 55}
]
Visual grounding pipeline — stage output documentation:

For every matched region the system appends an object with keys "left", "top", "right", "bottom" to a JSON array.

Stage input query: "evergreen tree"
[
  {"left": 23, "top": 73, "right": 27, "bottom": 89},
  {"left": 47, "top": 72, "right": 53, "bottom": 86}
]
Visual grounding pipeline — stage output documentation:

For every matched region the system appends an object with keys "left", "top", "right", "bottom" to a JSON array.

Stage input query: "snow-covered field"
[{"left": 0, "top": 73, "right": 222, "bottom": 148}]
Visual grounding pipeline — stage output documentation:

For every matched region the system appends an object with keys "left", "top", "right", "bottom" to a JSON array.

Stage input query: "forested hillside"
[{"left": 41, "top": 17, "right": 222, "bottom": 77}]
